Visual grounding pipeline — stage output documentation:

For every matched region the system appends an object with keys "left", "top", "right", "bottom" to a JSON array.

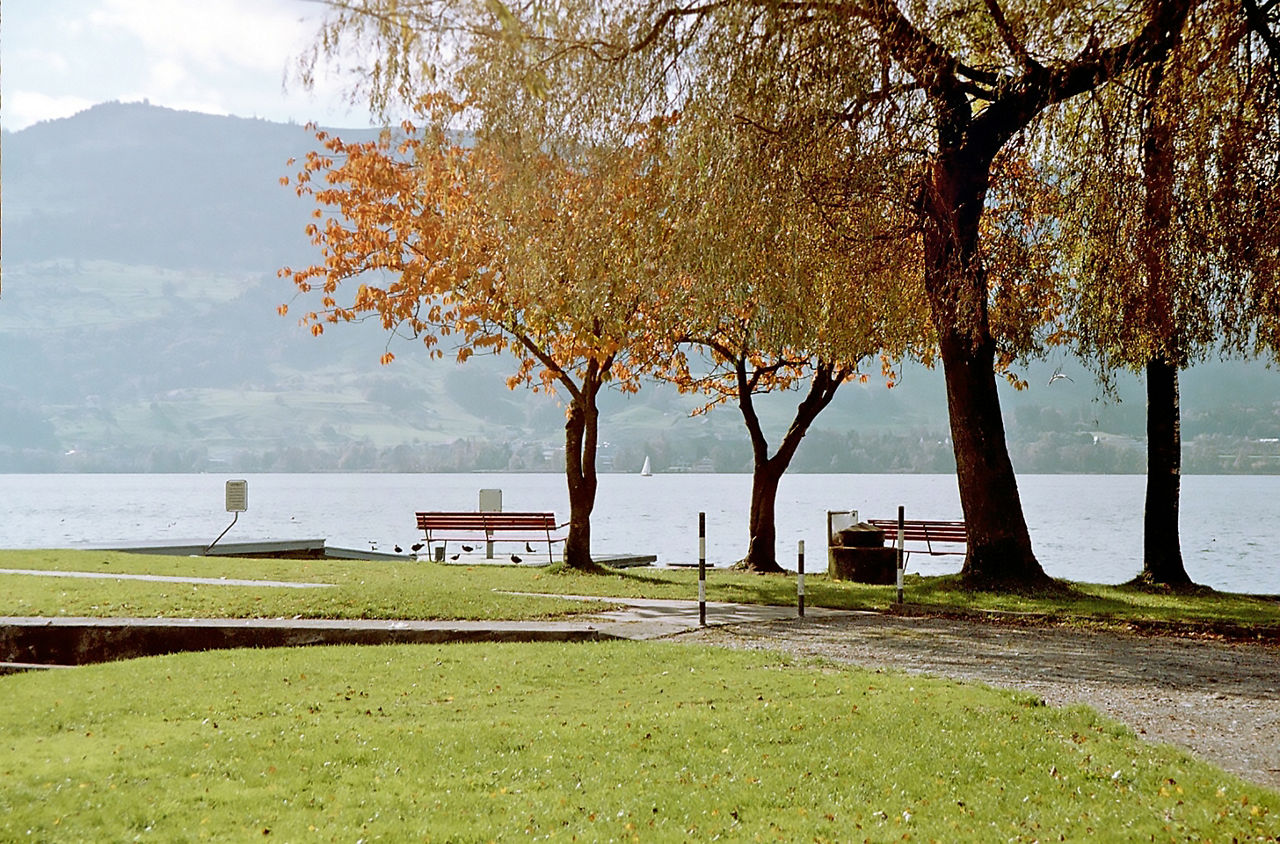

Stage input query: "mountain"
[{"left": 2, "top": 102, "right": 1278, "bottom": 473}]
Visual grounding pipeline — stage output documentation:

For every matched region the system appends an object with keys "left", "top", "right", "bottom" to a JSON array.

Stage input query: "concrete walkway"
[{"left": 525, "top": 593, "right": 858, "bottom": 640}]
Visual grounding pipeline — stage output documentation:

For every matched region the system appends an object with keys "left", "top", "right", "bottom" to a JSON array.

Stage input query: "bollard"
[
  {"left": 797, "top": 539, "right": 805, "bottom": 617},
  {"left": 699, "top": 512, "right": 706, "bottom": 627},
  {"left": 896, "top": 505, "right": 905, "bottom": 604}
]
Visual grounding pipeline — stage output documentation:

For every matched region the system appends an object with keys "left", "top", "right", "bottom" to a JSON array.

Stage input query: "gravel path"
[{"left": 680, "top": 612, "right": 1280, "bottom": 792}]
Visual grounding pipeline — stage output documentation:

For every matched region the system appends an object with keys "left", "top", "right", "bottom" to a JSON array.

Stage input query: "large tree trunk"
[
  {"left": 1139, "top": 357, "right": 1192, "bottom": 586},
  {"left": 925, "top": 151, "right": 1051, "bottom": 590},
  {"left": 938, "top": 329, "right": 1049, "bottom": 588},
  {"left": 562, "top": 385, "right": 600, "bottom": 571},
  {"left": 736, "top": 362, "right": 843, "bottom": 573}
]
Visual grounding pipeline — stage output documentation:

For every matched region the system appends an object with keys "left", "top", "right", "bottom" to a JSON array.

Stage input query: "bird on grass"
[
  {"left": 410, "top": 542, "right": 424, "bottom": 552},
  {"left": 526, "top": 542, "right": 536, "bottom": 553},
  {"left": 511, "top": 554, "right": 523, "bottom": 563},
  {"left": 462, "top": 544, "right": 475, "bottom": 552},
  {"left": 394, "top": 545, "right": 403, "bottom": 554},
  {"left": 450, "top": 553, "right": 461, "bottom": 561}
]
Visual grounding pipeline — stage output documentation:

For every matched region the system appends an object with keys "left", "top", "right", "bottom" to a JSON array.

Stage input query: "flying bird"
[{"left": 1047, "top": 365, "right": 1073, "bottom": 386}]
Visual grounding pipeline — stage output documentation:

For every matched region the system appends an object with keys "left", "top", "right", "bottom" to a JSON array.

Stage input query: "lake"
[{"left": 0, "top": 473, "right": 1276, "bottom": 594}]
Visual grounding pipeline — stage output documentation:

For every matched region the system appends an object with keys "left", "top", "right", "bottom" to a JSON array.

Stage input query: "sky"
[{"left": 1, "top": 0, "right": 378, "bottom": 132}]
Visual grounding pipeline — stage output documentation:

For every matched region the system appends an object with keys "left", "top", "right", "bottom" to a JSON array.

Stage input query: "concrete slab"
[
  {"left": 0, "top": 568, "right": 331, "bottom": 588},
  {"left": 91, "top": 539, "right": 412, "bottom": 562},
  {"left": 0, "top": 615, "right": 612, "bottom": 668}
]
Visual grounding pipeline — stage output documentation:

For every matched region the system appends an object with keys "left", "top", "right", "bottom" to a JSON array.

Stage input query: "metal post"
[
  {"left": 896, "top": 505, "right": 905, "bottom": 605},
  {"left": 797, "top": 539, "right": 805, "bottom": 617},
  {"left": 699, "top": 512, "right": 707, "bottom": 627}
]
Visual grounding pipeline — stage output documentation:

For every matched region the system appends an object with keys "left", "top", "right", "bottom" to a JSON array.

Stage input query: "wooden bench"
[
  {"left": 867, "top": 519, "right": 967, "bottom": 568},
  {"left": 415, "top": 511, "right": 565, "bottom": 564}
]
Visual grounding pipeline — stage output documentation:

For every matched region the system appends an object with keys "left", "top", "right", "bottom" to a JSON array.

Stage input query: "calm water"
[{"left": 0, "top": 473, "right": 1276, "bottom": 594}]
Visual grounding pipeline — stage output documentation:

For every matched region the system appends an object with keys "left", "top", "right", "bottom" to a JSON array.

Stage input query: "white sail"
[{"left": 640, "top": 456, "right": 652, "bottom": 477}]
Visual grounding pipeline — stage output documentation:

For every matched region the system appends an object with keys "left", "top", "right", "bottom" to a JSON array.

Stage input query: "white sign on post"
[
  {"left": 225, "top": 480, "right": 249, "bottom": 513},
  {"left": 207, "top": 480, "right": 248, "bottom": 554}
]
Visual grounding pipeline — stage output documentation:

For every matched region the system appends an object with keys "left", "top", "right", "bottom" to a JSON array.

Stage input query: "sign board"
[
  {"left": 225, "top": 480, "right": 249, "bottom": 513},
  {"left": 478, "top": 488, "right": 502, "bottom": 512}
]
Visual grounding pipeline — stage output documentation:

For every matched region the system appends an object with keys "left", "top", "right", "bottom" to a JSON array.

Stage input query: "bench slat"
[
  {"left": 867, "top": 519, "right": 967, "bottom": 556},
  {"left": 416, "top": 511, "right": 558, "bottom": 531}
]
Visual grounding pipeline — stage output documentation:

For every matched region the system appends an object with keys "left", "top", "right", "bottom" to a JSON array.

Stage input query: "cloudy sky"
[{"left": 2, "top": 0, "right": 377, "bottom": 131}]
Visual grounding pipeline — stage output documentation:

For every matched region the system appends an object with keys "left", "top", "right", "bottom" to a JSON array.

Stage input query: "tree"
[
  {"left": 1051, "top": 0, "right": 1280, "bottom": 587},
  {"left": 645, "top": 102, "right": 929, "bottom": 573},
  {"left": 280, "top": 109, "right": 671, "bottom": 570}
]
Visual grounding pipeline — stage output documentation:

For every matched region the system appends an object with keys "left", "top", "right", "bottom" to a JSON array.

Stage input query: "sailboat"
[{"left": 640, "top": 456, "right": 652, "bottom": 477}]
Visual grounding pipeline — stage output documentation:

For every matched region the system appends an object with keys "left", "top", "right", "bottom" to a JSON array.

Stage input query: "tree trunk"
[
  {"left": 561, "top": 385, "right": 600, "bottom": 571},
  {"left": 736, "top": 362, "right": 843, "bottom": 573},
  {"left": 743, "top": 460, "right": 786, "bottom": 573},
  {"left": 924, "top": 150, "right": 1051, "bottom": 590},
  {"left": 1139, "top": 357, "right": 1191, "bottom": 586},
  {"left": 939, "top": 328, "right": 1048, "bottom": 588}
]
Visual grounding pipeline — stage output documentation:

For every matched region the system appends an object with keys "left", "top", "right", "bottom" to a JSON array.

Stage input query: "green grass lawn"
[
  {"left": 0, "top": 550, "right": 610, "bottom": 621},
  {"left": 3, "top": 549, "right": 1279, "bottom": 637},
  {"left": 2, "top": 641, "right": 1275, "bottom": 841}
]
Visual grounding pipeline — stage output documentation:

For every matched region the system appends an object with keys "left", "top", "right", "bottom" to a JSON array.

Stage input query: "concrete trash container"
[{"left": 829, "top": 522, "right": 897, "bottom": 584}]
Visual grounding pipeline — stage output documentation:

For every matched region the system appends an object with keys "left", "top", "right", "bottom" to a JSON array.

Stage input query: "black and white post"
[
  {"left": 896, "top": 505, "right": 905, "bottom": 605},
  {"left": 698, "top": 511, "right": 706, "bottom": 627},
  {"left": 797, "top": 539, "right": 805, "bottom": 617}
]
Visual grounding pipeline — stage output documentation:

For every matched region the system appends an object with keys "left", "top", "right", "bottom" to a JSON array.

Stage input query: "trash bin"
[{"left": 829, "top": 522, "right": 897, "bottom": 584}]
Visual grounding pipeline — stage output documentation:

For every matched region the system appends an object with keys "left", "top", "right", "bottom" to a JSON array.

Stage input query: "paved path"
[{"left": 507, "top": 592, "right": 835, "bottom": 639}]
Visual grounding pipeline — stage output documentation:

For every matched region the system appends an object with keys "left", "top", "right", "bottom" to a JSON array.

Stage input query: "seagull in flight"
[{"left": 1047, "top": 365, "right": 1073, "bottom": 386}]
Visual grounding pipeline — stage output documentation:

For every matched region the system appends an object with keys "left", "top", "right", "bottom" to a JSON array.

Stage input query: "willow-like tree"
[
  {"left": 644, "top": 85, "right": 929, "bottom": 573},
  {"left": 281, "top": 108, "right": 672, "bottom": 570},
  {"left": 1050, "top": 0, "right": 1280, "bottom": 587}
]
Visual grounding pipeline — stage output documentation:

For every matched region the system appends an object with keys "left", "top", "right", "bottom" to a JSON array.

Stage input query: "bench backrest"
[
  {"left": 416, "top": 511, "right": 558, "bottom": 532},
  {"left": 868, "top": 519, "right": 967, "bottom": 546}
]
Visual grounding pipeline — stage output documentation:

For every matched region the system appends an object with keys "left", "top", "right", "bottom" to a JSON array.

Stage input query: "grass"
[
  {"left": 2, "top": 641, "right": 1276, "bottom": 841},
  {"left": 3, "top": 550, "right": 1279, "bottom": 638},
  {"left": 0, "top": 550, "right": 610, "bottom": 621}
]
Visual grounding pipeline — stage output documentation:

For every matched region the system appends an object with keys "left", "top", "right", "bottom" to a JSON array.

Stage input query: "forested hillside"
[{"left": 2, "top": 102, "right": 1277, "bottom": 472}]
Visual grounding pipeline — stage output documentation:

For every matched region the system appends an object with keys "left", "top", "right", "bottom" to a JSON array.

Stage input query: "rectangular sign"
[{"left": 225, "top": 479, "right": 249, "bottom": 513}]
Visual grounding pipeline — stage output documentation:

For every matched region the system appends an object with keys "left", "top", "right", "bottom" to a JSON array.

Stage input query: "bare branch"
[{"left": 982, "top": 0, "right": 1040, "bottom": 72}]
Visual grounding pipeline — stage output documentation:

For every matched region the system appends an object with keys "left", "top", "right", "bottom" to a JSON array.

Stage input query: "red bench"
[
  {"left": 415, "top": 511, "right": 565, "bottom": 564},
  {"left": 867, "top": 519, "right": 967, "bottom": 567}
]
